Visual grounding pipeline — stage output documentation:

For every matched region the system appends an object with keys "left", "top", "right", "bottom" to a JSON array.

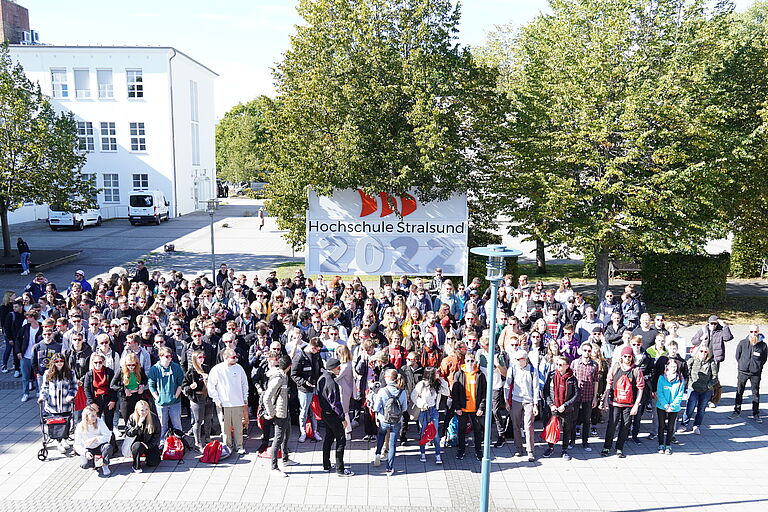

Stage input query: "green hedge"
[
  {"left": 730, "top": 231, "right": 768, "bottom": 278},
  {"left": 641, "top": 252, "right": 730, "bottom": 307},
  {"left": 467, "top": 229, "right": 517, "bottom": 287}
]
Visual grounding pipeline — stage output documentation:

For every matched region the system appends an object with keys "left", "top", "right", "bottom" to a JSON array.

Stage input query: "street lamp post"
[
  {"left": 469, "top": 244, "right": 522, "bottom": 512},
  {"left": 206, "top": 199, "right": 218, "bottom": 284}
]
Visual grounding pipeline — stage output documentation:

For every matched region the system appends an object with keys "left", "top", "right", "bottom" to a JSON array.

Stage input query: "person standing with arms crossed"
[
  {"left": 317, "top": 357, "right": 354, "bottom": 476},
  {"left": 730, "top": 325, "right": 767, "bottom": 422}
]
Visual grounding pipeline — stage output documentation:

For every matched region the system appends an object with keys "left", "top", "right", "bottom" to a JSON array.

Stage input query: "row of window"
[
  {"left": 77, "top": 122, "right": 146, "bottom": 152},
  {"left": 51, "top": 68, "right": 143, "bottom": 100},
  {"left": 82, "top": 173, "right": 149, "bottom": 203}
]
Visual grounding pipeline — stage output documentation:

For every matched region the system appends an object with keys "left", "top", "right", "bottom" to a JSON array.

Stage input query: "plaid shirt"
[{"left": 570, "top": 356, "right": 598, "bottom": 403}]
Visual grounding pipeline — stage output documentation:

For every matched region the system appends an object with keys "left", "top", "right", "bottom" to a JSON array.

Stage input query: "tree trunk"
[
  {"left": 0, "top": 199, "right": 10, "bottom": 258},
  {"left": 535, "top": 239, "right": 546, "bottom": 274},
  {"left": 595, "top": 248, "right": 610, "bottom": 302}
]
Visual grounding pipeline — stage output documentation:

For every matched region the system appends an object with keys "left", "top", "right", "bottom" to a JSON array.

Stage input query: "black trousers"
[
  {"left": 735, "top": 372, "right": 761, "bottom": 415},
  {"left": 92, "top": 395, "right": 115, "bottom": 431},
  {"left": 120, "top": 393, "right": 143, "bottom": 424},
  {"left": 131, "top": 441, "right": 161, "bottom": 470},
  {"left": 571, "top": 402, "right": 591, "bottom": 445},
  {"left": 492, "top": 388, "right": 509, "bottom": 440},
  {"left": 271, "top": 416, "right": 290, "bottom": 469},
  {"left": 322, "top": 411, "right": 347, "bottom": 473},
  {"left": 548, "top": 411, "right": 572, "bottom": 450},
  {"left": 457, "top": 411, "right": 484, "bottom": 456},
  {"left": 657, "top": 409, "right": 678, "bottom": 446},
  {"left": 603, "top": 406, "right": 632, "bottom": 451}
]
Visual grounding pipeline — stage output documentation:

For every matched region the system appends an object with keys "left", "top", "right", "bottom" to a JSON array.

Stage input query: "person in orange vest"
[{"left": 450, "top": 352, "right": 486, "bottom": 460}]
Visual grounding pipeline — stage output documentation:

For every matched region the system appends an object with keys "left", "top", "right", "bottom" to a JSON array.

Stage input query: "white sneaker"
[
  {"left": 13, "top": 370, "right": 20, "bottom": 378},
  {"left": 298, "top": 433, "right": 306, "bottom": 443},
  {"left": 20, "top": 271, "right": 29, "bottom": 276},
  {"left": 21, "top": 394, "right": 29, "bottom": 403},
  {"left": 1, "top": 366, "right": 8, "bottom": 373},
  {"left": 282, "top": 459, "right": 299, "bottom": 466},
  {"left": 692, "top": 426, "right": 701, "bottom": 435},
  {"left": 57, "top": 441, "right": 67, "bottom": 454},
  {"left": 435, "top": 455, "right": 443, "bottom": 464},
  {"left": 271, "top": 469, "right": 288, "bottom": 478},
  {"left": 373, "top": 454, "right": 381, "bottom": 466},
  {"left": 419, "top": 454, "right": 426, "bottom": 463},
  {"left": 102, "top": 465, "right": 111, "bottom": 476},
  {"left": 313, "top": 432, "right": 322, "bottom": 442},
  {"left": 61, "top": 439, "right": 70, "bottom": 450}
]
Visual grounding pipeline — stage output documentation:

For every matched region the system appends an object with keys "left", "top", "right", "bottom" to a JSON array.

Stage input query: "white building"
[{"left": 8, "top": 45, "right": 217, "bottom": 223}]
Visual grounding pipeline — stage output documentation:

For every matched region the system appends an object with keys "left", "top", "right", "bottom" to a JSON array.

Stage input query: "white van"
[
  {"left": 128, "top": 190, "right": 170, "bottom": 225},
  {"left": 48, "top": 207, "right": 102, "bottom": 231}
]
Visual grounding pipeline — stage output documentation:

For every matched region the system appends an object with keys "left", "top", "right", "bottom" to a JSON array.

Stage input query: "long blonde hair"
[
  {"left": 121, "top": 352, "right": 142, "bottom": 386},
  {"left": 78, "top": 406, "right": 99, "bottom": 433},
  {"left": 335, "top": 345, "right": 352, "bottom": 363},
  {"left": 130, "top": 400, "right": 156, "bottom": 433}
]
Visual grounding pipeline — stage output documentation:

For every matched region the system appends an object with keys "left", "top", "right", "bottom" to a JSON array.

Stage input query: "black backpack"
[{"left": 383, "top": 388, "right": 403, "bottom": 424}]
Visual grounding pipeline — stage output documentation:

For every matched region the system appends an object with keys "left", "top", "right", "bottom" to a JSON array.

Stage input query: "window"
[
  {"left": 126, "top": 69, "right": 143, "bottom": 98},
  {"left": 97, "top": 69, "right": 113, "bottom": 99},
  {"left": 100, "top": 122, "right": 117, "bottom": 152},
  {"left": 191, "top": 124, "right": 200, "bottom": 165},
  {"left": 190, "top": 80, "right": 199, "bottom": 122},
  {"left": 76, "top": 122, "right": 94, "bottom": 152},
  {"left": 81, "top": 173, "right": 96, "bottom": 186},
  {"left": 103, "top": 174, "right": 120, "bottom": 202},
  {"left": 129, "top": 122, "right": 146, "bottom": 151},
  {"left": 51, "top": 69, "right": 68, "bottom": 98},
  {"left": 132, "top": 174, "right": 149, "bottom": 189},
  {"left": 73, "top": 69, "right": 90, "bottom": 98}
]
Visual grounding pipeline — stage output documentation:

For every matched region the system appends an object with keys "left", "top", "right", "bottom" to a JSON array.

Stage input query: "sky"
[{"left": 24, "top": 0, "right": 756, "bottom": 119}]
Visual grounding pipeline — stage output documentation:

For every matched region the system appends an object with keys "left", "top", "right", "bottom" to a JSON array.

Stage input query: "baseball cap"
[{"left": 514, "top": 349, "right": 528, "bottom": 360}]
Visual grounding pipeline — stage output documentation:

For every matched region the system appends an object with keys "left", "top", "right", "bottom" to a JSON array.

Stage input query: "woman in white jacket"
[
  {"left": 410, "top": 367, "right": 449, "bottom": 464},
  {"left": 74, "top": 406, "right": 114, "bottom": 476}
]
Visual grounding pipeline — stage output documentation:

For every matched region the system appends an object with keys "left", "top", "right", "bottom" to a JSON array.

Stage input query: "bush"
[
  {"left": 730, "top": 231, "right": 768, "bottom": 278},
  {"left": 641, "top": 252, "right": 730, "bottom": 308},
  {"left": 466, "top": 228, "right": 518, "bottom": 287}
]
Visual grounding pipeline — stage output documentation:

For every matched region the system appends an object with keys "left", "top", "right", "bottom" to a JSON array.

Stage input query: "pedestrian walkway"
[{"left": 1, "top": 326, "right": 767, "bottom": 512}]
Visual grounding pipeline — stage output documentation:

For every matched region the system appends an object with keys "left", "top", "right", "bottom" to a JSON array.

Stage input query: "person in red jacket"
[
  {"left": 601, "top": 346, "right": 645, "bottom": 458},
  {"left": 544, "top": 356, "right": 579, "bottom": 460}
]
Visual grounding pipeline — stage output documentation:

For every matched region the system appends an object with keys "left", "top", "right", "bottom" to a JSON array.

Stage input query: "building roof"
[{"left": 9, "top": 45, "right": 218, "bottom": 77}]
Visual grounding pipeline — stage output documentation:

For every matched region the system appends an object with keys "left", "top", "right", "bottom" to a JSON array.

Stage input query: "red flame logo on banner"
[{"left": 357, "top": 189, "right": 417, "bottom": 218}]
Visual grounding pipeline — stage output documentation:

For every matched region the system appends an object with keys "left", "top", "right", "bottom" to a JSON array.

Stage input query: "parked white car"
[{"left": 48, "top": 207, "right": 102, "bottom": 231}]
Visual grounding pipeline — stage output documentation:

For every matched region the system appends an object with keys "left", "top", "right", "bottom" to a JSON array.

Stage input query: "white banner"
[{"left": 306, "top": 189, "right": 468, "bottom": 276}]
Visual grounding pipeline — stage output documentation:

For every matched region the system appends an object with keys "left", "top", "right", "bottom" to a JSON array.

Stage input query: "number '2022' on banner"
[{"left": 306, "top": 189, "right": 468, "bottom": 276}]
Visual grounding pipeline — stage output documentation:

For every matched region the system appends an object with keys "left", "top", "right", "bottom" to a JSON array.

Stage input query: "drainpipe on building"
[{"left": 168, "top": 48, "right": 179, "bottom": 218}]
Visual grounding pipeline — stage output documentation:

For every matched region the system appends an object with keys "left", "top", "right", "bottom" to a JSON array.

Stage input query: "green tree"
[
  {"left": 215, "top": 95, "right": 276, "bottom": 183},
  {"left": 263, "top": 0, "right": 508, "bottom": 247},
  {"left": 0, "top": 45, "right": 96, "bottom": 255},
  {"left": 486, "top": 0, "right": 745, "bottom": 298}
]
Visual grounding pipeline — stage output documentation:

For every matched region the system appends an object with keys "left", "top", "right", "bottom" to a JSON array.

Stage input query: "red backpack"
[
  {"left": 200, "top": 440, "right": 222, "bottom": 464},
  {"left": 162, "top": 435, "right": 185, "bottom": 461},
  {"left": 613, "top": 367, "right": 637, "bottom": 406}
]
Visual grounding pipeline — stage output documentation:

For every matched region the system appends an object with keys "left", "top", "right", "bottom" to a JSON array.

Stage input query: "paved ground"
[{"left": 0, "top": 198, "right": 767, "bottom": 511}]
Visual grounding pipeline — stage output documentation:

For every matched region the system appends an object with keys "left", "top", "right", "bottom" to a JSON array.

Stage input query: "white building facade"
[{"left": 8, "top": 45, "right": 217, "bottom": 223}]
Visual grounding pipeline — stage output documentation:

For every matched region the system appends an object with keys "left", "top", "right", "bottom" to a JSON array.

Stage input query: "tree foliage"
[
  {"left": 263, "top": 0, "right": 508, "bottom": 247},
  {"left": 215, "top": 95, "right": 276, "bottom": 183},
  {"left": 483, "top": 0, "right": 762, "bottom": 297},
  {"left": 0, "top": 45, "right": 96, "bottom": 254}
]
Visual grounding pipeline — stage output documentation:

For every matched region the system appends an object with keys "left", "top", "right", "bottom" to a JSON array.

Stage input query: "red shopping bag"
[
  {"left": 540, "top": 416, "right": 561, "bottom": 445},
  {"left": 418, "top": 422, "right": 436, "bottom": 446},
  {"left": 73, "top": 385, "right": 87, "bottom": 412},
  {"left": 310, "top": 394, "right": 323, "bottom": 421},
  {"left": 305, "top": 417, "right": 314, "bottom": 439}
]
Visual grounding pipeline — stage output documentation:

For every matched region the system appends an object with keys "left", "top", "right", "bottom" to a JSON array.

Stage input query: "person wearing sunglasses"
[
  {"left": 543, "top": 356, "right": 578, "bottom": 460},
  {"left": 679, "top": 345, "right": 719, "bottom": 434},
  {"left": 83, "top": 353, "right": 118, "bottom": 430},
  {"left": 111, "top": 352, "right": 148, "bottom": 425},
  {"left": 601, "top": 345, "right": 645, "bottom": 458},
  {"left": 147, "top": 347, "right": 185, "bottom": 439},
  {"left": 730, "top": 325, "right": 767, "bottom": 423}
]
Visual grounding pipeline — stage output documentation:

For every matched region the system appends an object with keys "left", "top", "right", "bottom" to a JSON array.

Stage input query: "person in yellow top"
[{"left": 450, "top": 352, "right": 487, "bottom": 460}]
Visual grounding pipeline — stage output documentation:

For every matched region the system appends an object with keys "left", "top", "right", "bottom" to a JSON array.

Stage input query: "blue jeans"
[
  {"left": 156, "top": 401, "right": 182, "bottom": 438},
  {"left": 20, "top": 357, "right": 33, "bottom": 395},
  {"left": 418, "top": 407, "right": 442, "bottom": 456},
  {"left": 298, "top": 391, "right": 317, "bottom": 436},
  {"left": 375, "top": 421, "right": 401, "bottom": 471},
  {"left": 683, "top": 389, "right": 712, "bottom": 427},
  {"left": 20, "top": 252, "right": 30, "bottom": 273}
]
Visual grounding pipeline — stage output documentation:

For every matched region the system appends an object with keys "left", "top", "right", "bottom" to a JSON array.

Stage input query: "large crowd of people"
[{"left": 1, "top": 264, "right": 765, "bottom": 478}]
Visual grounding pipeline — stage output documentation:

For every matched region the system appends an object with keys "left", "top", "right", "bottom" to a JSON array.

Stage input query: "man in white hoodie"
[{"left": 208, "top": 348, "right": 249, "bottom": 455}]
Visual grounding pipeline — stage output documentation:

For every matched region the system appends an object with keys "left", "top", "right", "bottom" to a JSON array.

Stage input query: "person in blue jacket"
[{"left": 655, "top": 359, "right": 685, "bottom": 455}]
